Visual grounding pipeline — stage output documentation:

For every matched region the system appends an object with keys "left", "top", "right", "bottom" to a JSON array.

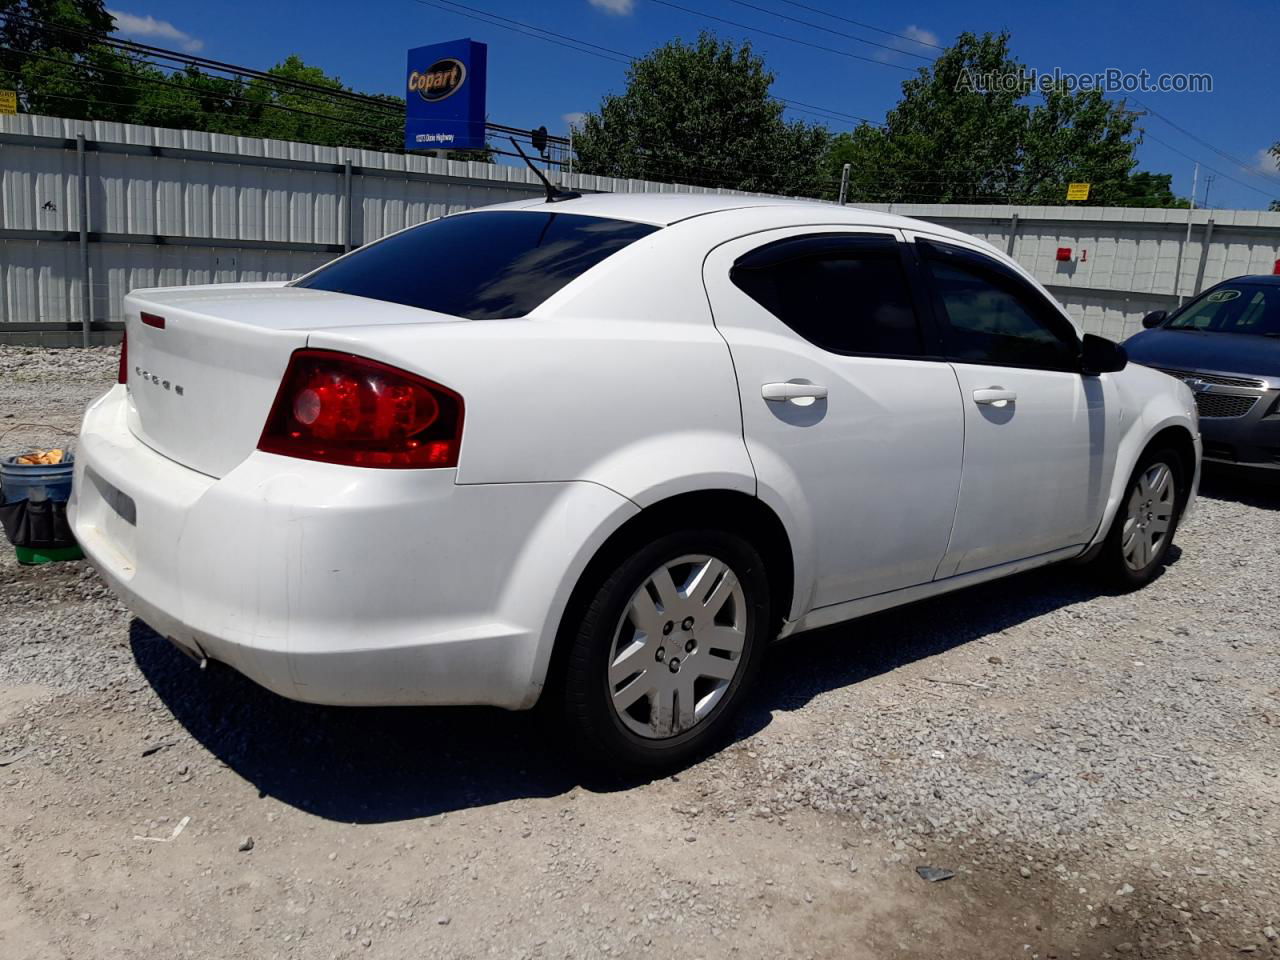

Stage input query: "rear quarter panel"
[{"left": 304, "top": 226, "right": 756, "bottom": 506}]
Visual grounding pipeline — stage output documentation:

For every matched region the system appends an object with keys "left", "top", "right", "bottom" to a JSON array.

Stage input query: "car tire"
[
  {"left": 1094, "top": 446, "right": 1186, "bottom": 590},
  {"left": 562, "top": 528, "right": 771, "bottom": 776}
]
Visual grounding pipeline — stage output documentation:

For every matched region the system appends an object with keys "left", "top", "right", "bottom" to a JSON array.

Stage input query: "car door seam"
[{"left": 932, "top": 360, "right": 968, "bottom": 581}]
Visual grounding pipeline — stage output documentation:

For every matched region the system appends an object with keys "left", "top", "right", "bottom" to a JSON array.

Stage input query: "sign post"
[
  {"left": 0, "top": 90, "right": 17, "bottom": 115},
  {"left": 1065, "top": 182, "right": 1090, "bottom": 202},
  {"left": 404, "top": 39, "right": 487, "bottom": 152}
]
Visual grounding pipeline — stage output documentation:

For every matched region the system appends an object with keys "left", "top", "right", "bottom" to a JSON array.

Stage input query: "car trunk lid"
[{"left": 123, "top": 283, "right": 466, "bottom": 477}]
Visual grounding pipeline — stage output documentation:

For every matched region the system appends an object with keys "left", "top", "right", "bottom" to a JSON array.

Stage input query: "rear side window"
[
  {"left": 729, "top": 234, "right": 924, "bottom": 356},
  {"left": 919, "top": 240, "right": 1079, "bottom": 371},
  {"left": 296, "top": 211, "right": 658, "bottom": 320}
]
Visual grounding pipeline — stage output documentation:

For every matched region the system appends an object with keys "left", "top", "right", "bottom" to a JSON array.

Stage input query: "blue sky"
[{"left": 106, "top": 0, "right": 1280, "bottom": 209}]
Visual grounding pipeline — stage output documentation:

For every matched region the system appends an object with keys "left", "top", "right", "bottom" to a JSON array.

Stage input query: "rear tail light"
[
  {"left": 118, "top": 330, "right": 128, "bottom": 384},
  {"left": 258, "top": 349, "right": 464, "bottom": 468}
]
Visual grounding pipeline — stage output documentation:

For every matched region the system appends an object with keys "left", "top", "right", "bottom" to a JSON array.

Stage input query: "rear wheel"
[
  {"left": 1095, "top": 447, "right": 1185, "bottom": 589},
  {"left": 562, "top": 529, "right": 770, "bottom": 775}
]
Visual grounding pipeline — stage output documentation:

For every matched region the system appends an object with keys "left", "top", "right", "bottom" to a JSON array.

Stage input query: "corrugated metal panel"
[{"left": 4, "top": 113, "right": 1280, "bottom": 335}]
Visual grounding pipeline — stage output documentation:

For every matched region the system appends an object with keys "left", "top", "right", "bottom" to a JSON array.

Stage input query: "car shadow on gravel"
[
  {"left": 745, "top": 561, "right": 1121, "bottom": 723},
  {"left": 129, "top": 621, "right": 583, "bottom": 824},
  {"left": 130, "top": 553, "right": 1139, "bottom": 823},
  {"left": 1198, "top": 464, "right": 1280, "bottom": 510}
]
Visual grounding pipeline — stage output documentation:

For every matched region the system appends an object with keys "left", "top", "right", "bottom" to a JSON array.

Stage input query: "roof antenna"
[{"left": 509, "top": 137, "right": 580, "bottom": 203}]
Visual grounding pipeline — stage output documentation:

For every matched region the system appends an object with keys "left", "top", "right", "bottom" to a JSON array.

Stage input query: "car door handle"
[
  {"left": 762, "top": 382, "right": 829, "bottom": 402},
  {"left": 972, "top": 387, "right": 1017, "bottom": 406}
]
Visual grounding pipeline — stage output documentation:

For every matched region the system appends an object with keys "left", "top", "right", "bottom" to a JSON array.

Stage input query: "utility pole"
[
  {"left": 1202, "top": 174, "right": 1214, "bottom": 209},
  {"left": 838, "top": 163, "right": 851, "bottom": 205},
  {"left": 1177, "top": 162, "right": 1199, "bottom": 306}
]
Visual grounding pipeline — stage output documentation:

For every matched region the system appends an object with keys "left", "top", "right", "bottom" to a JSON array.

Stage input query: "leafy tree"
[
  {"left": 1, "top": 0, "right": 142, "bottom": 122},
  {"left": 1111, "top": 172, "right": 1187, "bottom": 209},
  {"left": 573, "top": 33, "right": 831, "bottom": 196},
  {"left": 824, "top": 32, "right": 1175, "bottom": 207},
  {"left": 1, "top": 4, "right": 487, "bottom": 157}
]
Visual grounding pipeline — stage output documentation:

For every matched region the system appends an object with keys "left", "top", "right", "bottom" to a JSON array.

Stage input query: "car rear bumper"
[
  {"left": 1197, "top": 388, "right": 1280, "bottom": 469},
  {"left": 70, "top": 385, "right": 636, "bottom": 708}
]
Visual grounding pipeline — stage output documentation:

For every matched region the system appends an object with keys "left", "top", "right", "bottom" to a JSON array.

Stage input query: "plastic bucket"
[{"left": 0, "top": 454, "right": 76, "bottom": 504}]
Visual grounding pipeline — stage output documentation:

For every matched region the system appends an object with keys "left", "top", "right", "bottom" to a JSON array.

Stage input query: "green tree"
[
  {"left": 1, "top": 5, "right": 489, "bottom": 158},
  {"left": 573, "top": 33, "right": 831, "bottom": 196},
  {"left": 824, "top": 31, "right": 1175, "bottom": 207},
  {"left": 1, "top": 0, "right": 142, "bottom": 122},
  {"left": 1111, "top": 172, "right": 1188, "bottom": 209}
]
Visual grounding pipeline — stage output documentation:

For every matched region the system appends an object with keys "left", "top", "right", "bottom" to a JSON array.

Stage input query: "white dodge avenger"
[{"left": 71, "top": 194, "right": 1200, "bottom": 771}]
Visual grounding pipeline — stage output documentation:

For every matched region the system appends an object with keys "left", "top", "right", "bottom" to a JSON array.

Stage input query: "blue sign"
[{"left": 405, "top": 39, "right": 487, "bottom": 151}]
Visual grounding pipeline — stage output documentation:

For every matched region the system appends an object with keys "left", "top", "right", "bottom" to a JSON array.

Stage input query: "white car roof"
[
  {"left": 452, "top": 192, "right": 1078, "bottom": 334},
  {"left": 475, "top": 191, "right": 957, "bottom": 234}
]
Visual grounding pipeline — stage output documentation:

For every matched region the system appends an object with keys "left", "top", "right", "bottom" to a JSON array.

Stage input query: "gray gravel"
[{"left": 1, "top": 344, "right": 1278, "bottom": 959}]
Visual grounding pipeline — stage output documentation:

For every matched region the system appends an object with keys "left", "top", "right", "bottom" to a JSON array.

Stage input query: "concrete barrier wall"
[{"left": 3, "top": 113, "right": 1279, "bottom": 345}]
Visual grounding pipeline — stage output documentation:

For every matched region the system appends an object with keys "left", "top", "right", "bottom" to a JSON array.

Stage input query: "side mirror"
[
  {"left": 1142, "top": 310, "right": 1168, "bottom": 329},
  {"left": 1081, "top": 333, "right": 1128, "bottom": 375}
]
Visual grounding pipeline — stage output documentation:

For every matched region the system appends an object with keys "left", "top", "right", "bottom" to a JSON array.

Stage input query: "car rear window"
[{"left": 295, "top": 211, "right": 659, "bottom": 320}]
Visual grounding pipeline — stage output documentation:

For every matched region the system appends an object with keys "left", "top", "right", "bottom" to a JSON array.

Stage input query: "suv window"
[
  {"left": 919, "top": 240, "right": 1079, "bottom": 370},
  {"left": 296, "top": 211, "right": 658, "bottom": 320},
  {"left": 730, "top": 234, "right": 924, "bottom": 356}
]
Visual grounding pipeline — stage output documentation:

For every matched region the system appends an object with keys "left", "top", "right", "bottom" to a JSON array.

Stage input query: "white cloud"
[
  {"left": 588, "top": 0, "right": 635, "bottom": 15},
  {"left": 562, "top": 112, "right": 588, "bottom": 129},
  {"left": 108, "top": 10, "right": 204, "bottom": 52},
  {"left": 874, "top": 24, "right": 940, "bottom": 62},
  {"left": 1254, "top": 147, "right": 1279, "bottom": 175},
  {"left": 902, "top": 25, "right": 939, "bottom": 49}
]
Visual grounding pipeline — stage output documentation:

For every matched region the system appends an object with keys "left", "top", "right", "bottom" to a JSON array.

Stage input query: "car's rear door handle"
[
  {"left": 762, "top": 382, "right": 829, "bottom": 402},
  {"left": 973, "top": 387, "right": 1016, "bottom": 406}
]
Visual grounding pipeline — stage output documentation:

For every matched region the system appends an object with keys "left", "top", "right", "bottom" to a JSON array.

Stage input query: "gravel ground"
[{"left": 1, "top": 344, "right": 1278, "bottom": 960}]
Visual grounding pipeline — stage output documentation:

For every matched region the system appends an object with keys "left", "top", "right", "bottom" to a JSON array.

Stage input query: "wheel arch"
[
  {"left": 1086, "top": 412, "right": 1200, "bottom": 554},
  {"left": 1144, "top": 424, "right": 1197, "bottom": 501},
  {"left": 537, "top": 489, "right": 795, "bottom": 706}
]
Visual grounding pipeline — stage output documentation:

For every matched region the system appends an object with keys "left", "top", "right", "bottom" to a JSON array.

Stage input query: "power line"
[
  {"left": 1139, "top": 129, "right": 1279, "bottom": 203},
  {"left": 415, "top": 0, "right": 884, "bottom": 127},
  {"left": 720, "top": 0, "right": 933, "bottom": 61},
  {"left": 646, "top": 0, "right": 915, "bottom": 72},
  {"left": 1127, "top": 96, "right": 1280, "bottom": 188},
  {"left": 773, "top": 0, "right": 946, "bottom": 51},
  {"left": 2, "top": 10, "right": 571, "bottom": 147},
  {"left": 0, "top": 50, "right": 404, "bottom": 136}
]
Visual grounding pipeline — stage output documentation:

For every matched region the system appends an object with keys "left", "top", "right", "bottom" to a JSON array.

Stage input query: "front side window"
[
  {"left": 296, "top": 211, "right": 658, "bottom": 320},
  {"left": 729, "top": 234, "right": 924, "bottom": 356},
  {"left": 1166, "top": 283, "right": 1280, "bottom": 336},
  {"left": 920, "top": 241, "right": 1079, "bottom": 370}
]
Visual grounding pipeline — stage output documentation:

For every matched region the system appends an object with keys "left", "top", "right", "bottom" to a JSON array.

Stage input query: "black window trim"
[
  {"left": 915, "top": 237, "right": 1083, "bottom": 374},
  {"left": 728, "top": 231, "right": 945, "bottom": 362}
]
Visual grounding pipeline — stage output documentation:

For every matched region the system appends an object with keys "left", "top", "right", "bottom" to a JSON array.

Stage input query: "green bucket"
[{"left": 14, "top": 544, "right": 84, "bottom": 566}]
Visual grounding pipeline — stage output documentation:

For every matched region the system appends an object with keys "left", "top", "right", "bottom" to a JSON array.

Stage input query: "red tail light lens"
[
  {"left": 118, "top": 330, "right": 128, "bottom": 384},
  {"left": 258, "top": 350, "right": 464, "bottom": 468}
]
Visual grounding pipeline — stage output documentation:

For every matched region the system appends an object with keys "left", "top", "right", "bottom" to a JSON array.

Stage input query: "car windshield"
[
  {"left": 1164, "top": 282, "right": 1280, "bottom": 336},
  {"left": 295, "top": 210, "right": 659, "bottom": 320}
]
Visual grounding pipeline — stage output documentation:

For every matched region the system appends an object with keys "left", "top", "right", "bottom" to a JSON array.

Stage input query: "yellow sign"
[
  {"left": 1066, "top": 182, "right": 1090, "bottom": 202},
  {"left": 0, "top": 90, "right": 17, "bottom": 115}
]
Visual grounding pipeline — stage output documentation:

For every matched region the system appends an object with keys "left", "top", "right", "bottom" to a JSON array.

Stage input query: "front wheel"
[
  {"left": 1095, "top": 447, "right": 1185, "bottom": 589},
  {"left": 561, "top": 529, "right": 771, "bottom": 775}
]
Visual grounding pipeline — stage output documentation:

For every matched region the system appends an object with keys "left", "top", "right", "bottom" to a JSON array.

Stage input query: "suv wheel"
[{"left": 562, "top": 529, "right": 771, "bottom": 775}]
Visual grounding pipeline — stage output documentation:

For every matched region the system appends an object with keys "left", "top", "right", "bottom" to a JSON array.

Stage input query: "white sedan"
[{"left": 71, "top": 194, "right": 1200, "bottom": 771}]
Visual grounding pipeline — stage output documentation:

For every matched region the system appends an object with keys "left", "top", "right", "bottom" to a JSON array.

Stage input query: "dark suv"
[{"left": 1125, "top": 276, "right": 1280, "bottom": 472}]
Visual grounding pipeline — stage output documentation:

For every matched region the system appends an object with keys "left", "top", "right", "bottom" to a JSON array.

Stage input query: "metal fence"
[{"left": 3, "top": 113, "right": 1280, "bottom": 345}]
